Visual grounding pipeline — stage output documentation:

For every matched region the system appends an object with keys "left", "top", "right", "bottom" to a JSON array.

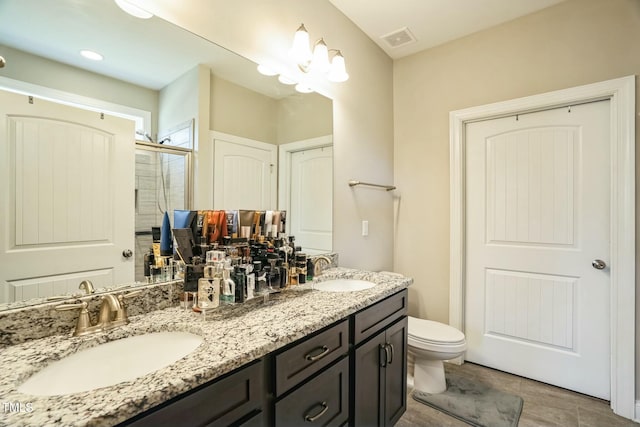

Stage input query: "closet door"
[{"left": 0, "top": 90, "right": 135, "bottom": 303}]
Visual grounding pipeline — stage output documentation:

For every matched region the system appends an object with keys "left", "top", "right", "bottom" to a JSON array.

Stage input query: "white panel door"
[
  {"left": 213, "top": 138, "right": 276, "bottom": 210},
  {"left": 289, "top": 146, "right": 333, "bottom": 253},
  {"left": 0, "top": 90, "right": 135, "bottom": 303},
  {"left": 465, "top": 100, "right": 610, "bottom": 399}
]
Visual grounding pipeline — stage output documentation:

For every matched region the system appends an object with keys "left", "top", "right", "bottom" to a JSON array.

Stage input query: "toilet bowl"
[{"left": 408, "top": 316, "right": 466, "bottom": 394}]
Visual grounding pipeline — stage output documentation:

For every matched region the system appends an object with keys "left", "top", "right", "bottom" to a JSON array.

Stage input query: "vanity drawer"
[
  {"left": 275, "top": 356, "right": 349, "bottom": 427},
  {"left": 353, "top": 289, "right": 408, "bottom": 345},
  {"left": 124, "top": 360, "right": 263, "bottom": 427},
  {"left": 275, "top": 319, "right": 349, "bottom": 396}
]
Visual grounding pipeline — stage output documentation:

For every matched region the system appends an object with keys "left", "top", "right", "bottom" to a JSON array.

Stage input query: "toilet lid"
[{"left": 408, "top": 316, "right": 465, "bottom": 344}]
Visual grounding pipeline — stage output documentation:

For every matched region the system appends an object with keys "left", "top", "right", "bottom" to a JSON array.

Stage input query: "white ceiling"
[
  {"left": 0, "top": 0, "right": 296, "bottom": 98},
  {"left": 328, "top": 0, "right": 566, "bottom": 59}
]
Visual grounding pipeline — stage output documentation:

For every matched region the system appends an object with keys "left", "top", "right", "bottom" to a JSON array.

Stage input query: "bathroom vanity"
[{"left": 0, "top": 269, "right": 411, "bottom": 427}]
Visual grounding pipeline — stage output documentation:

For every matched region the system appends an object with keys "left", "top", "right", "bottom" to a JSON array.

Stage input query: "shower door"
[{"left": 134, "top": 144, "right": 191, "bottom": 281}]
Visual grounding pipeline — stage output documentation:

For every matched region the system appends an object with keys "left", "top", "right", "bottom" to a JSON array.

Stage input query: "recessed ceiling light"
[
  {"left": 114, "top": 0, "right": 153, "bottom": 19},
  {"left": 80, "top": 50, "right": 104, "bottom": 61}
]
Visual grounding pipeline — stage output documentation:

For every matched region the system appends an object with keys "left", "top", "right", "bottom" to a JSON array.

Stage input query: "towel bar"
[{"left": 348, "top": 180, "right": 396, "bottom": 191}]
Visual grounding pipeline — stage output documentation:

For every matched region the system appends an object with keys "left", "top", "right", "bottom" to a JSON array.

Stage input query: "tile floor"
[{"left": 397, "top": 361, "right": 637, "bottom": 427}]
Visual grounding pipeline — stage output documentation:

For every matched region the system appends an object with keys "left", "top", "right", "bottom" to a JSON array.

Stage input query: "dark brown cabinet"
[
  {"left": 120, "top": 360, "right": 263, "bottom": 427},
  {"left": 119, "top": 288, "right": 408, "bottom": 427},
  {"left": 275, "top": 356, "right": 349, "bottom": 426},
  {"left": 275, "top": 319, "right": 349, "bottom": 396},
  {"left": 353, "top": 291, "right": 408, "bottom": 427}
]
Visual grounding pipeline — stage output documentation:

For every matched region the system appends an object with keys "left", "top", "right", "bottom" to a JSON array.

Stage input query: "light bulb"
[
  {"left": 114, "top": 0, "right": 153, "bottom": 19},
  {"left": 295, "top": 83, "right": 314, "bottom": 94},
  {"left": 80, "top": 50, "right": 104, "bottom": 61},
  {"left": 278, "top": 75, "right": 297, "bottom": 85},
  {"left": 257, "top": 64, "right": 278, "bottom": 76}
]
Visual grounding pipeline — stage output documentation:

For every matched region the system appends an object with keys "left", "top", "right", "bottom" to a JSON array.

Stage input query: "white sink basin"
[
  {"left": 18, "top": 331, "right": 203, "bottom": 396},
  {"left": 313, "top": 279, "right": 377, "bottom": 292}
]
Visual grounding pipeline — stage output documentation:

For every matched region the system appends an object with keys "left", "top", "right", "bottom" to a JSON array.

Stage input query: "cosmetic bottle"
[
  {"left": 232, "top": 266, "right": 246, "bottom": 303},
  {"left": 306, "top": 257, "right": 315, "bottom": 281},
  {"left": 245, "top": 264, "right": 255, "bottom": 299},
  {"left": 198, "top": 265, "right": 219, "bottom": 310},
  {"left": 296, "top": 253, "right": 307, "bottom": 284},
  {"left": 255, "top": 262, "right": 267, "bottom": 295},
  {"left": 144, "top": 247, "right": 154, "bottom": 283},
  {"left": 221, "top": 266, "right": 235, "bottom": 304}
]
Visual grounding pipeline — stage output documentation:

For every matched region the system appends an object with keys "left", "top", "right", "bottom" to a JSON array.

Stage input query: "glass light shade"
[
  {"left": 327, "top": 51, "right": 349, "bottom": 82},
  {"left": 257, "top": 64, "right": 278, "bottom": 76},
  {"left": 290, "top": 24, "right": 312, "bottom": 65},
  {"left": 310, "top": 39, "right": 331, "bottom": 74},
  {"left": 295, "top": 83, "right": 314, "bottom": 94},
  {"left": 114, "top": 0, "right": 153, "bottom": 19}
]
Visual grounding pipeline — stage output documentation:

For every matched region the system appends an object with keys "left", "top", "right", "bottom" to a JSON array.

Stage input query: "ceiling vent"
[{"left": 380, "top": 27, "right": 417, "bottom": 48}]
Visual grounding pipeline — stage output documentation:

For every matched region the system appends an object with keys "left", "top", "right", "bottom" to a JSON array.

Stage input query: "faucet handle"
[
  {"left": 55, "top": 300, "right": 93, "bottom": 336},
  {"left": 114, "top": 290, "right": 142, "bottom": 324},
  {"left": 55, "top": 300, "right": 86, "bottom": 311}
]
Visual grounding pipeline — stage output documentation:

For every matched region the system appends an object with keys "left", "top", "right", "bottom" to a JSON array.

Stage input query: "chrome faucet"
[
  {"left": 55, "top": 290, "right": 142, "bottom": 337},
  {"left": 312, "top": 256, "right": 333, "bottom": 276}
]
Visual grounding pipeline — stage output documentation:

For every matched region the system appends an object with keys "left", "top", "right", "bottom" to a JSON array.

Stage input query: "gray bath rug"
[{"left": 412, "top": 372, "right": 523, "bottom": 427}]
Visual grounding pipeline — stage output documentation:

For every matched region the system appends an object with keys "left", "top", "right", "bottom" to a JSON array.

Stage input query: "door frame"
[{"left": 449, "top": 76, "right": 635, "bottom": 419}]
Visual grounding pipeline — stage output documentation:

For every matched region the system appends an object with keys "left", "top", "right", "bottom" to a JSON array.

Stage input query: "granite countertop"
[{"left": 0, "top": 268, "right": 412, "bottom": 427}]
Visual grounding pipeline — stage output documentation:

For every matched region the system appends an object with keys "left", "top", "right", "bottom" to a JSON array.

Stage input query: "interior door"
[
  {"left": 464, "top": 100, "right": 610, "bottom": 399},
  {"left": 0, "top": 90, "right": 135, "bottom": 303},
  {"left": 213, "top": 138, "right": 276, "bottom": 210},
  {"left": 289, "top": 146, "right": 333, "bottom": 253}
]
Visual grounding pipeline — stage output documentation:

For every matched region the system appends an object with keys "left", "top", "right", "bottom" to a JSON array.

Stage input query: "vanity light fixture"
[
  {"left": 114, "top": 0, "right": 154, "bottom": 19},
  {"left": 290, "top": 24, "right": 349, "bottom": 83},
  {"left": 257, "top": 23, "right": 349, "bottom": 93}
]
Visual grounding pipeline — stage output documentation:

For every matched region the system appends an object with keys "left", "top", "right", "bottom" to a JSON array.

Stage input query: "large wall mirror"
[{"left": 0, "top": 0, "right": 333, "bottom": 308}]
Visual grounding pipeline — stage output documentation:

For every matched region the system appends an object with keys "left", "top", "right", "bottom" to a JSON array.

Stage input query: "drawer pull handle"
[
  {"left": 387, "top": 343, "right": 394, "bottom": 365},
  {"left": 304, "top": 401, "right": 329, "bottom": 422},
  {"left": 305, "top": 345, "right": 329, "bottom": 361},
  {"left": 379, "top": 344, "right": 387, "bottom": 367}
]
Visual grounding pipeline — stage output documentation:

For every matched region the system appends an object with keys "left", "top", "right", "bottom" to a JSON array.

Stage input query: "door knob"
[
  {"left": 122, "top": 249, "right": 133, "bottom": 258},
  {"left": 592, "top": 259, "right": 606, "bottom": 270}
]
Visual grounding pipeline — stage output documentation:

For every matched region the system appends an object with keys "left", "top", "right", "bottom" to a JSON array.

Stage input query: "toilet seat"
[{"left": 408, "top": 316, "right": 466, "bottom": 352}]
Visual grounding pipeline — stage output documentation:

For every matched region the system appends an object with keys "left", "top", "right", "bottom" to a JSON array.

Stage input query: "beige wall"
[
  {"left": 277, "top": 92, "right": 333, "bottom": 144},
  {"left": 394, "top": 0, "right": 639, "bottom": 350},
  {"left": 0, "top": 45, "right": 159, "bottom": 132},
  {"left": 137, "top": 0, "right": 395, "bottom": 271},
  {"left": 210, "top": 74, "right": 278, "bottom": 144}
]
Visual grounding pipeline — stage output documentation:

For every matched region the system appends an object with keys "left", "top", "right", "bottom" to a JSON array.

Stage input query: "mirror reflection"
[{"left": 0, "top": 0, "right": 333, "bottom": 309}]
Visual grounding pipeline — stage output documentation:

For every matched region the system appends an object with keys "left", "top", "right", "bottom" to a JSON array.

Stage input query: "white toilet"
[{"left": 408, "top": 316, "right": 467, "bottom": 394}]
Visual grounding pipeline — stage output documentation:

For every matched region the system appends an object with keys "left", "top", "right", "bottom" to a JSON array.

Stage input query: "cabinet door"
[
  {"left": 384, "top": 317, "right": 407, "bottom": 427},
  {"left": 353, "top": 330, "right": 386, "bottom": 427},
  {"left": 353, "top": 317, "right": 408, "bottom": 427}
]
